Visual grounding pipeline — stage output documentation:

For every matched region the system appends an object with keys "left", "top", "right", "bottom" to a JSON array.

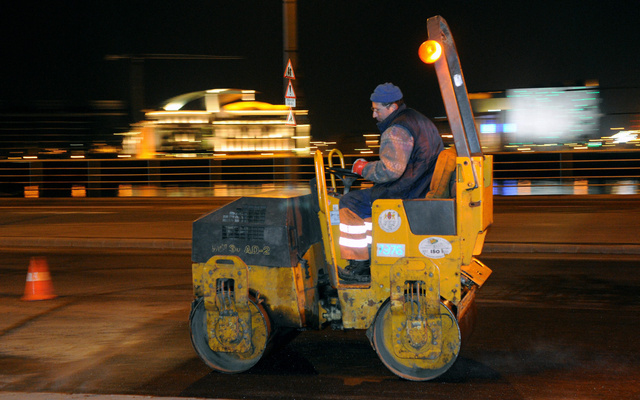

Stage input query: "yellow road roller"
[{"left": 189, "top": 15, "right": 492, "bottom": 381}]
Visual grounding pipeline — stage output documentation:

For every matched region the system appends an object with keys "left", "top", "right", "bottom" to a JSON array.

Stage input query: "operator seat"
[
  {"left": 425, "top": 147, "right": 457, "bottom": 199},
  {"left": 402, "top": 146, "right": 458, "bottom": 236}
]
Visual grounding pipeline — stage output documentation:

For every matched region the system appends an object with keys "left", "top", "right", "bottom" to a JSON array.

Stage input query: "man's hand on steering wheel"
[{"left": 352, "top": 158, "right": 368, "bottom": 175}]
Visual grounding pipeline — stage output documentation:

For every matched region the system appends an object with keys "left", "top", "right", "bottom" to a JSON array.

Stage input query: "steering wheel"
[{"left": 326, "top": 167, "right": 361, "bottom": 194}]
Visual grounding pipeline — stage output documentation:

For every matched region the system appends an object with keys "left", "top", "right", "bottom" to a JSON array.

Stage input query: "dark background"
[{"left": 2, "top": 0, "right": 639, "bottom": 141}]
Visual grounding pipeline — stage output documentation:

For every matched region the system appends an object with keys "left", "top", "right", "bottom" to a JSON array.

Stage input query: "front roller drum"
[
  {"left": 371, "top": 300, "right": 461, "bottom": 381},
  {"left": 190, "top": 296, "right": 272, "bottom": 373}
]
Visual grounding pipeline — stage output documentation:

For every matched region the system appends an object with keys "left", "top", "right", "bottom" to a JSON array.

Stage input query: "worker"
[{"left": 338, "top": 82, "right": 444, "bottom": 283}]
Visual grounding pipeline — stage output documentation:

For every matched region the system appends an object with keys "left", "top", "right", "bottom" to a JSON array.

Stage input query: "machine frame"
[{"left": 189, "top": 15, "right": 493, "bottom": 381}]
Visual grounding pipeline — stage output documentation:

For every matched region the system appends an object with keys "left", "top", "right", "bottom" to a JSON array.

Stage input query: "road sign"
[
  {"left": 284, "top": 59, "right": 296, "bottom": 79},
  {"left": 286, "top": 108, "right": 296, "bottom": 126},
  {"left": 285, "top": 81, "right": 296, "bottom": 99},
  {"left": 284, "top": 59, "right": 297, "bottom": 116}
]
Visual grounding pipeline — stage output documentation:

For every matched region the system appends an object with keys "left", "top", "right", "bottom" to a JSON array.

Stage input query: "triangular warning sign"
[
  {"left": 285, "top": 108, "right": 296, "bottom": 126},
  {"left": 284, "top": 59, "right": 296, "bottom": 79},
  {"left": 285, "top": 81, "right": 296, "bottom": 99}
]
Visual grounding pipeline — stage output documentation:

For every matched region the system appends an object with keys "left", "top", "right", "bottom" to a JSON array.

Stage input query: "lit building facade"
[{"left": 469, "top": 83, "right": 602, "bottom": 151}]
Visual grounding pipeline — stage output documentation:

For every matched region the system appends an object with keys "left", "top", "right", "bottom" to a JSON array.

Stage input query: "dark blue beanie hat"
[{"left": 370, "top": 83, "right": 403, "bottom": 103}]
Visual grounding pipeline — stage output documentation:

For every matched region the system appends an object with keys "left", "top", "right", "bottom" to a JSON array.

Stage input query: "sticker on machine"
[
  {"left": 330, "top": 204, "right": 340, "bottom": 225},
  {"left": 377, "top": 243, "right": 406, "bottom": 257},
  {"left": 419, "top": 237, "right": 452, "bottom": 259},
  {"left": 330, "top": 210, "right": 340, "bottom": 225},
  {"left": 378, "top": 209, "right": 401, "bottom": 233}
]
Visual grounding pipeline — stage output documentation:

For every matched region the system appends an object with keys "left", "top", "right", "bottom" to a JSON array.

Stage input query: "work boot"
[{"left": 338, "top": 260, "right": 371, "bottom": 283}]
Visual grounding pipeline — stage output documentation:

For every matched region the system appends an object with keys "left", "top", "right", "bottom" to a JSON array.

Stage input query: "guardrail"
[
  {"left": 493, "top": 149, "right": 640, "bottom": 195},
  {"left": 1, "top": 149, "right": 639, "bottom": 197},
  {"left": 0, "top": 156, "right": 318, "bottom": 198}
]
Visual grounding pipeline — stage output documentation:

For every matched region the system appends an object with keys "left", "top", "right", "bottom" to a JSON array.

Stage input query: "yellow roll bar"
[{"left": 326, "top": 149, "right": 346, "bottom": 192}]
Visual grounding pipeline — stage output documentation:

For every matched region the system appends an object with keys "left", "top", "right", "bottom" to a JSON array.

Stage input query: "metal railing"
[
  {"left": 1, "top": 149, "right": 639, "bottom": 197},
  {"left": 492, "top": 150, "right": 640, "bottom": 195}
]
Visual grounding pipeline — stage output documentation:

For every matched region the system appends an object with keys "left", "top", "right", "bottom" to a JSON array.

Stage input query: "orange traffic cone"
[{"left": 22, "top": 257, "right": 57, "bottom": 301}]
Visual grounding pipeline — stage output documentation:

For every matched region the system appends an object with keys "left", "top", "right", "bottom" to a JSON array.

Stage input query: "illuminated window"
[
  {"left": 480, "top": 124, "right": 497, "bottom": 134},
  {"left": 503, "top": 123, "right": 517, "bottom": 133}
]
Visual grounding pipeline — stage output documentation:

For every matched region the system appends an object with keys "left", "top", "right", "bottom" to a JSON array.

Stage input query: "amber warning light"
[{"left": 419, "top": 40, "right": 442, "bottom": 64}]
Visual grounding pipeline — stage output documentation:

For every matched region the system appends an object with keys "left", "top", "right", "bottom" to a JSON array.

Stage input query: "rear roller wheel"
[
  {"left": 190, "top": 296, "right": 271, "bottom": 373},
  {"left": 372, "top": 300, "right": 461, "bottom": 381}
]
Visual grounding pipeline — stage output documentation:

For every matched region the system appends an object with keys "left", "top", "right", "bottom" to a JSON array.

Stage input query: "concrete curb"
[
  {"left": 0, "top": 237, "right": 191, "bottom": 250},
  {"left": 0, "top": 393, "right": 208, "bottom": 400},
  {"left": 3, "top": 237, "right": 640, "bottom": 255},
  {"left": 484, "top": 242, "right": 640, "bottom": 255}
]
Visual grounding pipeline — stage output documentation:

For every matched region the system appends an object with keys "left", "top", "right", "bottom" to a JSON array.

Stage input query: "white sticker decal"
[
  {"left": 378, "top": 209, "right": 401, "bottom": 233},
  {"left": 330, "top": 210, "right": 340, "bottom": 225},
  {"left": 453, "top": 73, "right": 463, "bottom": 87},
  {"left": 419, "top": 237, "right": 452, "bottom": 259}
]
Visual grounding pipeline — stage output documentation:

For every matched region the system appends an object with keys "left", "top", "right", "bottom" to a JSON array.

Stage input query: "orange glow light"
[{"left": 419, "top": 40, "right": 442, "bottom": 64}]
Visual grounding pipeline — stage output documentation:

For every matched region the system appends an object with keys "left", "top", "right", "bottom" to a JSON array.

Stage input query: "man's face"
[{"left": 371, "top": 102, "right": 397, "bottom": 122}]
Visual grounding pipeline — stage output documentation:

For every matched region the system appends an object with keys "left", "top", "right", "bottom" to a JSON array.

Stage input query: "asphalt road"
[
  {"left": 1, "top": 195, "right": 639, "bottom": 399},
  {"left": 1, "top": 249, "right": 639, "bottom": 400},
  {"left": 0, "top": 195, "right": 639, "bottom": 254}
]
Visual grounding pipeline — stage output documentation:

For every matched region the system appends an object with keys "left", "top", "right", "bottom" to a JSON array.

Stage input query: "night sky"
[{"left": 2, "top": 0, "right": 639, "bottom": 141}]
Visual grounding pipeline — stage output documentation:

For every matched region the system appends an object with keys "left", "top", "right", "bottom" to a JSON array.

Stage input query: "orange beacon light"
[{"left": 418, "top": 40, "right": 442, "bottom": 64}]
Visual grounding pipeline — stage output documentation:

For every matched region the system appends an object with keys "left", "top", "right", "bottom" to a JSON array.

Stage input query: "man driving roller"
[{"left": 338, "top": 82, "right": 444, "bottom": 283}]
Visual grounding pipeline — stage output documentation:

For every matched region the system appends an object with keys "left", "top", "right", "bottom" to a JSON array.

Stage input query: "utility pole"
[{"left": 283, "top": 0, "right": 302, "bottom": 108}]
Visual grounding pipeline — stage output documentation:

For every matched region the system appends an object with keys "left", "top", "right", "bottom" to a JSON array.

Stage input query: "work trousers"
[{"left": 338, "top": 188, "right": 374, "bottom": 260}]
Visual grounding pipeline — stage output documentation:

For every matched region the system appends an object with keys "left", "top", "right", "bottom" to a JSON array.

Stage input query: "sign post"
[{"left": 284, "top": 58, "right": 296, "bottom": 126}]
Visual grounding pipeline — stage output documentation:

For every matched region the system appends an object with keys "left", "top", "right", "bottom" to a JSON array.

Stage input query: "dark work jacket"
[{"left": 371, "top": 105, "right": 444, "bottom": 200}]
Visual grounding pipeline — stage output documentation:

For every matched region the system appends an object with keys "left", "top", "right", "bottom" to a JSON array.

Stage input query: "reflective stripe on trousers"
[{"left": 338, "top": 207, "right": 371, "bottom": 260}]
